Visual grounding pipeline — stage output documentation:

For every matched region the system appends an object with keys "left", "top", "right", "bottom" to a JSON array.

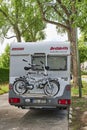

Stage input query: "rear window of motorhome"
[
  {"left": 47, "top": 55, "right": 67, "bottom": 70},
  {"left": 31, "top": 54, "right": 67, "bottom": 71},
  {"left": 32, "top": 54, "right": 45, "bottom": 70}
]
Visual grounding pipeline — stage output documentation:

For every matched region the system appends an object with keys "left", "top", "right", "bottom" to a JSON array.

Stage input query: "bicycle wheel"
[
  {"left": 13, "top": 79, "right": 27, "bottom": 95},
  {"left": 44, "top": 80, "right": 60, "bottom": 96}
]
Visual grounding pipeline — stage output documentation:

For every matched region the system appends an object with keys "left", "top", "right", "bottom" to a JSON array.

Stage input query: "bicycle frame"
[{"left": 23, "top": 60, "right": 51, "bottom": 89}]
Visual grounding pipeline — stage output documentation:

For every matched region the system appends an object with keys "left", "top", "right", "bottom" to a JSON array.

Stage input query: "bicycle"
[{"left": 13, "top": 59, "right": 60, "bottom": 96}]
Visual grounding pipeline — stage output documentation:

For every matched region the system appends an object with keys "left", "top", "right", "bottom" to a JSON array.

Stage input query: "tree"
[
  {"left": 0, "top": 0, "right": 46, "bottom": 42},
  {"left": 36, "top": 0, "right": 86, "bottom": 87},
  {"left": 0, "top": 56, "right": 2, "bottom": 67},
  {"left": 75, "top": 0, "right": 87, "bottom": 34},
  {"left": 79, "top": 33, "right": 87, "bottom": 43},
  {"left": 0, "top": 44, "right": 10, "bottom": 68},
  {"left": 78, "top": 34, "right": 87, "bottom": 63},
  {"left": 79, "top": 43, "right": 87, "bottom": 63}
]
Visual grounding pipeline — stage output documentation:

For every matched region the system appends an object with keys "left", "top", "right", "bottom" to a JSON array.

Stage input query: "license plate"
[{"left": 32, "top": 99, "right": 46, "bottom": 104}]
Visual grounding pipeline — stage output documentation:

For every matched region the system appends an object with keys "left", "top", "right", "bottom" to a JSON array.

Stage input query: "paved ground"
[{"left": 0, "top": 93, "right": 69, "bottom": 130}]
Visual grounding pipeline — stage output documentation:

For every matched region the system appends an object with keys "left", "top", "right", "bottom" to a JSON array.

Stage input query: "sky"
[
  {"left": 0, "top": 24, "right": 68, "bottom": 55},
  {"left": 44, "top": 24, "right": 68, "bottom": 41}
]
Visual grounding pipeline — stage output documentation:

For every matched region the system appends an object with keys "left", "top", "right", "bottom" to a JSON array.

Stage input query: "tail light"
[
  {"left": 58, "top": 99, "right": 71, "bottom": 105},
  {"left": 66, "top": 85, "right": 71, "bottom": 91},
  {"left": 9, "top": 84, "right": 13, "bottom": 90},
  {"left": 9, "top": 98, "right": 20, "bottom": 103}
]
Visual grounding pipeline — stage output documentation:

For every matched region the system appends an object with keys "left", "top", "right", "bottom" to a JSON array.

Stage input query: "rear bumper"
[{"left": 9, "top": 95, "right": 71, "bottom": 109}]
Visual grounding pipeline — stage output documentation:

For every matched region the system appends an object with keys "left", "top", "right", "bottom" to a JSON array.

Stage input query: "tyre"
[
  {"left": 44, "top": 80, "right": 60, "bottom": 96},
  {"left": 13, "top": 79, "right": 27, "bottom": 95}
]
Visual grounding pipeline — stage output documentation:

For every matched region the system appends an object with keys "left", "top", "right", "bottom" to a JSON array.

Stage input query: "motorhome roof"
[{"left": 10, "top": 41, "right": 70, "bottom": 55}]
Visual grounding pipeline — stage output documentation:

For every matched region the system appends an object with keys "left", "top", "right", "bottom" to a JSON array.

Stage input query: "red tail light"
[
  {"left": 66, "top": 85, "right": 71, "bottom": 91},
  {"left": 9, "top": 98, "right": 20, "bottom": 103},
  {"left": 58, "top": 99, "right": 71, "bottom": 105},
  {"left": 67, "top": 99, "right": 71, "bottom": 104},
  {"left": 9, "top": 84, "right": 13, "bottom": 90}
]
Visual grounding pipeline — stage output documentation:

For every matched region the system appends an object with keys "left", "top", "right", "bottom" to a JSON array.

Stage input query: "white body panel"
[{"left": 9, "top": 41, "right": 71, "bottom": 108}]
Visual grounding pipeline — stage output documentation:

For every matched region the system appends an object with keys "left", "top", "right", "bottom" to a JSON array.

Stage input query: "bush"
[
  {"left": 0, "top": 68, "right": 9, "bottom": 84},
  {"left": 0, "top": 84, "right": 9, "bottom": 95},
  {"left": 0, "top": 44, "right": 10, "bottom": 68},
  {"left": 81, "top": 70, "right": 87, "bottom": 75}
]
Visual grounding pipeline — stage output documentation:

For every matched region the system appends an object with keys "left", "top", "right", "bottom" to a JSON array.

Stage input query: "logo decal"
[
  {"left": 50, "top": 47, "right": 68, "bottom": 51},
  {"left": 12, "top": 48, "right": 24, "bottom": 51}
]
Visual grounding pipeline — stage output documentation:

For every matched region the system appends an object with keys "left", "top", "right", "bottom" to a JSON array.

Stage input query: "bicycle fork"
[{"left": 46, "top": 80, "right": 54, "bottom": 94}]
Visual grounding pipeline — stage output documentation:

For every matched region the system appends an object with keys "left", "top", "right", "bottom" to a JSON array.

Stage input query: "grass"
[
  {"left": 70, "top": 80, "right": 87, "bottom": 130},
  {"left": 70, "top": 97, "right": 87, "bottom": 130},
  {"left": 0, "top": 83, "right": 9, "bottom": 95},
  {"left": 71, "top": 81, "right": 87, "bottom": 96}
]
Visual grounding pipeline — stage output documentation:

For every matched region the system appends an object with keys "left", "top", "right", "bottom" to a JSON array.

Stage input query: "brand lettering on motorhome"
[
  {"left": 50, "top": 47, "right": 68, "bottom": 51},
  {"left": 12, "top": 48, "right": 24, "bottom": 51}
]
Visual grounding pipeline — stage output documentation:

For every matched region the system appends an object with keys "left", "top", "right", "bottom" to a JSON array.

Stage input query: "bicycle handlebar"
[
  {"left": 40, "top": 61, "right": 44, "bottom": 64},
  {"left": 23, "top": 59, "right": 28, "bottom": 62},
  {"left": 23, "top": 59, "right": 49, "bottom": 71},
  {"left": 23, "top": 59, "right": 40, "bottom": 67}
]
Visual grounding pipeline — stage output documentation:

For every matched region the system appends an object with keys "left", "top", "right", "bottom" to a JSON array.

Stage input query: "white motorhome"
[{"left": 9, "top": 41, "right": 71, "bottom": 109}]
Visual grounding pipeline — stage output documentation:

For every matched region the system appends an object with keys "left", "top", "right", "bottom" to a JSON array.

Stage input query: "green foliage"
[
  {"left": 79, "top": 33, "right": 87, "bottom": 43},
  {"left": 0, "top": 60, "right": 9, "bottom": 95},
  {"left": 78, "top": 43, "right": 87, "bottom": 63},
  {"left": 81, "top": 70, "right": 87, "bottom": 75},
  {"left": 21, "top": 1, "right": 46, "bottom": 41},
  {"left": 0, "top": 84, "right": 9, "bottom": 95},
  {"left": 0, "top": 44, "right": 10, "bottom": 68},
  {"left": 0, "top": 0, "right": 46, "bottom": 42},
  {"left": 0, "top": 67, "right": 9, "bottom": 95},
  {"left": 78, "top": 33, "right": 87, "bottom": 63},
  {"left": 36, "top": 0, "right": 87, "bottom": 35},
  {"left": 0, "top": 68, "right": 9, "bottom": 83},
  {"left": 75, "top": 0, "right": 87, "bottom": 33}
]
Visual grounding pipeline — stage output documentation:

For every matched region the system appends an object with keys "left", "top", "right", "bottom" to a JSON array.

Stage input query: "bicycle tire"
[
  {"left": 44, "top": 80, "right": 60, "bottom": 96},
  {"left": 13, "top": 79, "right": 27, "bottom": 95}
]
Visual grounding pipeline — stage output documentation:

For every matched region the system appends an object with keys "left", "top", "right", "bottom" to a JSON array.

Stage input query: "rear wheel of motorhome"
[
  {"left": 44, "top": 80, "right": 60, "bottom": 96},
  {"left": 13, "top": 79, "right": 27, "bottom": 95}
]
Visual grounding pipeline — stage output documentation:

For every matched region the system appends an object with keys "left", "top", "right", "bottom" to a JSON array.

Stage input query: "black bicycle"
[{"left": 13, "top": 59, "right": 60, "bottom": 96}]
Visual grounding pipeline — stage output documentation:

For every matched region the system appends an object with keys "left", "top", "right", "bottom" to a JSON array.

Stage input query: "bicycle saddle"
[{"left": 24, "top": 66, "right": 31, "bottom": 70}]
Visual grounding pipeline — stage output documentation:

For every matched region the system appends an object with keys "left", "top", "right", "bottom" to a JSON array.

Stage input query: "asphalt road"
[{"left": 0, "top": 93, "right": 69, "bottom": 130}]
